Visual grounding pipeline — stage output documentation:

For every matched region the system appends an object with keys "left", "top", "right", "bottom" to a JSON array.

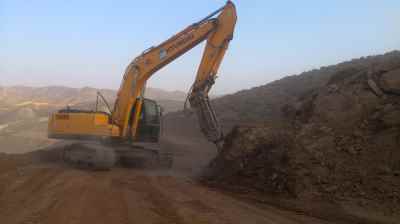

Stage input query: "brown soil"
[
  {"left": 0, "top": 160, "right": 336, "bottom": 224},
  {"left": 0, "top": 114, "right": 335, "bottom": 224}
]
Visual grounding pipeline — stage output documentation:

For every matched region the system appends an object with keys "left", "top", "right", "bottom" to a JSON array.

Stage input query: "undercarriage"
[{"left": 62, "top": 141, "right": 173, "bottom": 170}]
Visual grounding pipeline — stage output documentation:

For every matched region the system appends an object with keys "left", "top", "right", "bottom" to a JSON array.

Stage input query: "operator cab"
[{"left": 133, "top": 98, "right": 162, "bottom": 143}]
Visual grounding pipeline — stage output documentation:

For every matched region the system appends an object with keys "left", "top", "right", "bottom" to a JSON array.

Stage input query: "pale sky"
[{"left": 1, "top": 0, "right": 399, "bottom": 94}]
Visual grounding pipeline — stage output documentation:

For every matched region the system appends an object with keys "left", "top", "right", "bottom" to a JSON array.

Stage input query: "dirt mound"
[
  {"left": 208, "top": 54, "right": 400, "bottom": 222},
  {"left": 208, "top": 127, "right": 296, "bottom": 195}
]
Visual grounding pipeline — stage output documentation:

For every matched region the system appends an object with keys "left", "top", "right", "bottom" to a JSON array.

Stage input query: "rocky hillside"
[
  {"left": 213, "top": 51, "right": 400, "bottom": 128},
  {"left": 208, "top": 51, "right": 400, "bottom": 223}
]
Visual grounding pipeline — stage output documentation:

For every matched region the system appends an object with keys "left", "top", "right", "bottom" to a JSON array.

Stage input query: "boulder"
[{"left": 380, "top": 68, "right": 400, "bottom": 95}]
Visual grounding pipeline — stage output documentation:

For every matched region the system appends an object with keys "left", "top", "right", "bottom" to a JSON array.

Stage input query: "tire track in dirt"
[
  {"left": 0, "top": 167, "right": 62, "bottom": 224},
  {"left": 116, "top": 174, "right": 187, "bottom": 224}
]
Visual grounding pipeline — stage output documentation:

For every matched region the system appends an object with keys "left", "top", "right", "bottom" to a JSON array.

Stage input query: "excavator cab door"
[{"left": 135, "top": 98, "right": 161, "bottom": 143}]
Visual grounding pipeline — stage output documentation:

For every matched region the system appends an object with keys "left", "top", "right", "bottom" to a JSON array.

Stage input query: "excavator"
[{"left": 47, "top": 1, "right": 237, "bottom": 169}]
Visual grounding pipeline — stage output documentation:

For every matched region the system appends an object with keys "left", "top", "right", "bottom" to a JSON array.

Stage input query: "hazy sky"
[{"left": 1, "top": 0, "right": 399, "bottom": 94}]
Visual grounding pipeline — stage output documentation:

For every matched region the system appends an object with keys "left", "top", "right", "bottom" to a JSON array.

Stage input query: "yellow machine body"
[
  {"left": 48, "top": 1, "right": 237, "bottom": 149},
  {"left": 48, "top": 112, "right": 120, "bottom": 139}
]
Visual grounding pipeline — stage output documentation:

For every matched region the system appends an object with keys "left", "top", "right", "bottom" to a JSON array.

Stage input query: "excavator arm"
[
  {"left": 112, "top": 1, "right": 237, "bottom": 148},
  {"left": 189, "top": 2, "right": 237, "bottom": 148}
]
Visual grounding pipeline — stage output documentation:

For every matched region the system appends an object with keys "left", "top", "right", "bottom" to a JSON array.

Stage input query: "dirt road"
[
  {"left": 0, "top": 163, "right": 335, "bottom": 224},
  {"left": 0, "top": 113, "right": 337, "bottom": 224}
]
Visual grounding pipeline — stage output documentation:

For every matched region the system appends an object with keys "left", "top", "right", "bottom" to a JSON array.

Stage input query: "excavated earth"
[{"left": 207, "top": 55, "right": 400, "bottom": 223}]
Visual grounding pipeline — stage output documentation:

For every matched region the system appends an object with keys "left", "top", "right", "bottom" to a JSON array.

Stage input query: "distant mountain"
[
  {"left": 145, "top": 88, "right": 187, "bottom": 102},
  {"left": 0, "top": 86, "right": 186, "bottom": 113}
]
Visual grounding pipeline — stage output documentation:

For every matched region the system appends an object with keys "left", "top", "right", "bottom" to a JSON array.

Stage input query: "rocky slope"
[
  {"left": 213, "top": 51, "right": 400, "bottom": 128},
  {"left": 208, "top": 51, "right": 400, "bottom": 223}
]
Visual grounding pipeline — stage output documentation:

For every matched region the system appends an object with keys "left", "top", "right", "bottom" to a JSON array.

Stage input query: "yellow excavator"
[{"left": 48, "top": 1, "right": 237, "bottom": 169}]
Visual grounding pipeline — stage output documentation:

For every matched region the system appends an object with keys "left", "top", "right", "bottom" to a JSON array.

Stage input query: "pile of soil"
[{"left": 208, "top": 55, "right": 400, "bottom": 222}]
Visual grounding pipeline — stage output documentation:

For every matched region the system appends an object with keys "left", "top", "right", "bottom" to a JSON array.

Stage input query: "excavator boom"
[{"left": 112, "top": 1, "right": 237, "bottom": 145}]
